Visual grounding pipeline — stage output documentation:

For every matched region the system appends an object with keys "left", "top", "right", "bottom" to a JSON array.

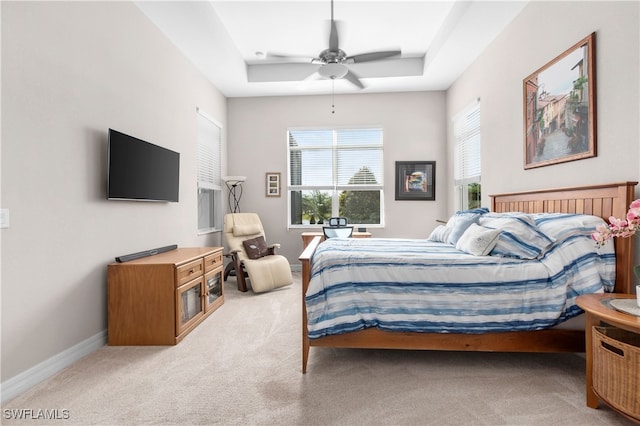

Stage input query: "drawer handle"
[{"left": 189, "top": 269, "right": 195, "bottom": 274}]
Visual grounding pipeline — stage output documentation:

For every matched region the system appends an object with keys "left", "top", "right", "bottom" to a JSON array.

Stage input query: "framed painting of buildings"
[{"left": 523, "top": 32, "right": 596, "bottom": 169}]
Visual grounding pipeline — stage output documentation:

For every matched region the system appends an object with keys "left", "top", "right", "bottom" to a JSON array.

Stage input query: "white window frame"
[
  {"left": 196, "top": 108, "right": 223, "bottom": 234},
  {"left": 287, "top": 127, "right": 384, "bottom": 228},
  {"left": 452, "top": 99, "right": 481, "bottom": 210}
]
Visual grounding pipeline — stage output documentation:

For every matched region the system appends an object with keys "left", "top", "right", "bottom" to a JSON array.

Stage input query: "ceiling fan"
[{"left": 267, "top": 0, "right": 401, "bottom": 89}]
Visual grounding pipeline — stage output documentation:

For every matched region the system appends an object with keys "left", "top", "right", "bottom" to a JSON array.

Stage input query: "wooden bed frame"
[{"left": 298, "top": 182, "right": 637, "bottom": 373}]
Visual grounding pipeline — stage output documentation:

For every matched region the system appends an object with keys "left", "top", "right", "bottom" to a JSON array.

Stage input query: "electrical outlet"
[{"left": 0, "top": 209, "right": 10, "bottom": 229}]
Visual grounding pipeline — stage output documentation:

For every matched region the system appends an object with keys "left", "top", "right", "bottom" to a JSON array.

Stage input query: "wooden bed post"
[
  {"left": 299, "top": 236, "right": 321, "bottom": 373},
  {"left": 613, "top": 182, "right": 637, "bottom": 294}
]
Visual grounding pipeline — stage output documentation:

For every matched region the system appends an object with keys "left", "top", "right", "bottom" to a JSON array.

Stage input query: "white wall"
[
  {"left": 226, "top": 92, "right": 448, "bottom": 264},
  {"left": 446, "top": 1, "right": 640, "bottom": 211},
  {"left": 1, "top": 2, "right": 226, "bottom": 383}
]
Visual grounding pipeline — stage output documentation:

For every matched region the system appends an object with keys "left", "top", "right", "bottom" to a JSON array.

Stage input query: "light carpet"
[{"left": 1, "top": 272, "right": 634, "bottom": 425}]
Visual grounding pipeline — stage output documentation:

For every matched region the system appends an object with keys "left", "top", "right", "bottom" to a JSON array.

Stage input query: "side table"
[{"left": 576, "top": 293, "right": 640, "bottom": 422}]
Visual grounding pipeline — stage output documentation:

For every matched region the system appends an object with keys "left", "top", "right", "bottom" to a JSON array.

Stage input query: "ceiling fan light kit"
[{"left": 318, "top": 63, "right": 348, "bottom": 80}]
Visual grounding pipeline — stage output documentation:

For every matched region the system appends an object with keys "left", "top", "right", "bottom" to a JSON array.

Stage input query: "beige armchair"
[{"left": 223, "top": 213, "right": 293, "bottom": 293}]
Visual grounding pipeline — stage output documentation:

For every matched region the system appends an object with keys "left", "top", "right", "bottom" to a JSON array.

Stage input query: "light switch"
[{"left": 0, "top": 209, "right": 10, "bottom": 229}]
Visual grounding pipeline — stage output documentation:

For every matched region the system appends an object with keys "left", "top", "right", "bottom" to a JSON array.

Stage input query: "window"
[
  {"left": 197, "top": 109, "right": 223, "bottom": 233},
  {"left": 288, "top": 128, "right": 384, "bottom": 227},
  {"left": 453, "top": 99, "right": 481, "bottom": 210}
]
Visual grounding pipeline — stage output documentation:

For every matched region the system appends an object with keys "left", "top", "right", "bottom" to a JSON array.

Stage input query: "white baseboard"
[{"left": 1, "top": 330, "right": 107, "bottom": 404}]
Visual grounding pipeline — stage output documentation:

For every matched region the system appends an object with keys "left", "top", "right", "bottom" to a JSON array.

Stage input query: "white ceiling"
[{"left": 135, "top": 0, "right": 528, "bottom": 98}]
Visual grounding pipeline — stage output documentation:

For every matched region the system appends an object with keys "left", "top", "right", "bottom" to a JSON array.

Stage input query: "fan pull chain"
[{"left": 331, "top": 78, "right": 335, "bottom": 114}]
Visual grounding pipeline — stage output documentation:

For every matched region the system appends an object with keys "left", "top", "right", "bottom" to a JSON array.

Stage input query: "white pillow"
[
  {"left": 427, "top": 225, "right": 452, "bottom": 243},
  {"left": 456, "top": 223, "right": 501, "bottom": 256}
]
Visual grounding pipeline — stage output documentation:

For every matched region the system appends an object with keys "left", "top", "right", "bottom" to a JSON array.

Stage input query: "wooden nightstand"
[
  {"left": 576, "top": 294, "right": 640, "bottom": 422},
  {"left": 301, "top": 231, "right": 371, "bottom": 249}
]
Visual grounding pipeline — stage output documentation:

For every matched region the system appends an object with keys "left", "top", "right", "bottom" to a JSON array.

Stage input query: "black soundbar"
[{"left": 115, "top": 244, "right": 178, "bottom": 263}]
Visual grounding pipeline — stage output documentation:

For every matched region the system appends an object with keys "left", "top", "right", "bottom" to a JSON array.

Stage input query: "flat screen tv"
[{"left": 107, "top": 128, "right": 180, "bottom": 202}]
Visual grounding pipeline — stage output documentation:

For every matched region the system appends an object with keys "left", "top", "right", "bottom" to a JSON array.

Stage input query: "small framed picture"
[
  {"left": 395, "top": 161, "right": 435, "bottom": 201},
  {"left": 265, "top": 172, "right": 281, "bottom": 197}
]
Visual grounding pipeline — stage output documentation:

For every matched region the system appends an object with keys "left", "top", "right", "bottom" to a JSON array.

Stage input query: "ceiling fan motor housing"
[{"left": 318, "top": 48, "right": 347, "bottom": 64}]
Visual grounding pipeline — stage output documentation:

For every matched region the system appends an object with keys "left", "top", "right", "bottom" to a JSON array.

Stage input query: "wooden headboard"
[{"left": 490, "top": 181, "right": 637, "bottom": 294}]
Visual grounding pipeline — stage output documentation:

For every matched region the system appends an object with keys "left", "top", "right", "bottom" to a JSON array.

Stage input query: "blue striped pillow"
[
  {"left": 532, "top": 213, "right": 607, "bottom": 240},
  {"left": 446, "top": 214, "right": 480, "bottom": 245},
  {"left": 479, "top": 213, "right": 554, "bottom": 259},
  {"left": 444, "top": 208, "right": 488, "bottom": 245}
]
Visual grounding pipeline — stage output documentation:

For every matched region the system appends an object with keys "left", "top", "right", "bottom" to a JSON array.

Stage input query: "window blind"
[
  {"left": 196, "top": 108, "right": 222, "bottom": 233},
  {"left": 453, "top": 100, "right": 481, "bottom": 183},
  {"left": 288, "top": 128, "right": 383, "bottom": 189},
  {"left": 197, "top": 111, "right": 221, "bottom": 191}
]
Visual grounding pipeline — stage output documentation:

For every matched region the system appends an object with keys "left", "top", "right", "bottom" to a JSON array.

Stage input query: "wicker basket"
[{"left": 592, "top": 326, "right": 640, "bottom": 421}]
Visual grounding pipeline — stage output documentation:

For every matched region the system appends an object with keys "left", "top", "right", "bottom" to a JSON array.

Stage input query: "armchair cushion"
[
  {"left": 243, "top": 255, "right": 293, "bottom": 293},
  {"left": 233, "top": 223, "right": 262, "bottom": 237},
  {"left": 242, "top": 236, "right": 269, "bottom": 259}
]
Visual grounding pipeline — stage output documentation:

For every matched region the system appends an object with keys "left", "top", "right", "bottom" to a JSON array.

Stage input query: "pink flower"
[
  {"left": 592, "top": 199, "right": 640, "bottom": 247},
  {"left": 627, "top": 199, "right": 640, "bottom": 221},
  {"left": 608, "top": 216, "right": 628, "bottom": 230}
]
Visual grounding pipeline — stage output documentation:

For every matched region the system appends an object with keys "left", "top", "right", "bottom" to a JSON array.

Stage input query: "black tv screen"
[{"left": 107, "top": 129, "right": 180, "bottom": 202}]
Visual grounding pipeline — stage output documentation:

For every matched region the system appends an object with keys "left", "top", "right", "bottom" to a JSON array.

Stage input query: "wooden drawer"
[
  {"left": 204, "top": 251, "right": 223, "bottom": 273},
  {"left": 176, "top": 259, "right": 204, "bottom": 286}
]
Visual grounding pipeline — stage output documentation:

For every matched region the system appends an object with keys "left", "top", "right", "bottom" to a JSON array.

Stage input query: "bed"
[{"left": 298, "top": 182, "right": 637, "bottom": 373}]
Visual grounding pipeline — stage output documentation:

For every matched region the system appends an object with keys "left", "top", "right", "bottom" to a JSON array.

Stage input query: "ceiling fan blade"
[
  {"left": 329, "top": 20, "right": 339, "bottom": 52},
  {"left": 328, "top": 0, "right": 339, "bottom": 52},
  {"left": 247, "top": 63, "right": 320, "bottom": 83},
  {"left": 343, "top": 69, "right": 364, "bottom": 89},
  {"left": 345, "top": 50, "right": 401, "bottom": 64},
  {"left": 304, "top": 71, "right": 323, "bottom": 82},
  {"left": 265, "top": 52, "right": 318, "bottom": 64}
]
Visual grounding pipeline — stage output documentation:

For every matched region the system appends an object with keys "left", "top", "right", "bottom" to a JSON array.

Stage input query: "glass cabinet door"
[
  {"left": 205, "top": 269, "right": 223, "bottom": 312},
  {"left": 176, "top": 277, "right": 204, "bottom": 335}
]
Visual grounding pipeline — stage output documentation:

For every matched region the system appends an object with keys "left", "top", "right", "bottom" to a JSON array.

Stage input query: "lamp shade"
[{"left": 223, "top": 176, "right": 246, "bottom": 184}]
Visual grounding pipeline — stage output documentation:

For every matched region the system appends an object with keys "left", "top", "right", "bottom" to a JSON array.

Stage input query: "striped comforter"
[{"left": 305, "top": 214, "right": 615, "bottom": 339}]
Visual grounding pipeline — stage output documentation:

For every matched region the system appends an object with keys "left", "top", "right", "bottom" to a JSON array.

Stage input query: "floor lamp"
[
  {"left": 224, "top": 176, "right": 246, "bottom": 213},
  {"left": 223, "top": 176, "right": 246, "bottom": 281}
]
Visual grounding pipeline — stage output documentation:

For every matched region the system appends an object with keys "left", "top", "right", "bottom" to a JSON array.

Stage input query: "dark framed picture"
[
  {"left": 395, "top": 161, "right": 435, "bottom": 201},
  {"left": 523, "top": 32, "right": 596, "bottom": 169}
]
